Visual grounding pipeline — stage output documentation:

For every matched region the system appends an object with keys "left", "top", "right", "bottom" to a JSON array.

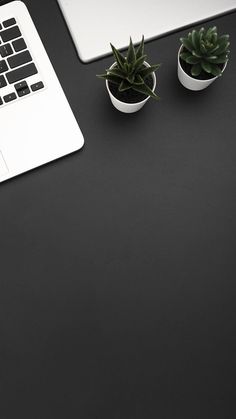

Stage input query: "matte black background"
[{"left": 0, "top": 1, "right": 236, "bottom": 418}]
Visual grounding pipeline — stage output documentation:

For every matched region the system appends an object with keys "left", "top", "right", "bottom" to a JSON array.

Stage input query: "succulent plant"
[
  {"left": 97, "top": 36, "right": 161, "bottom": 99},
  {"left": 180, "top": 26, "right": 230, "bottom": 78}
]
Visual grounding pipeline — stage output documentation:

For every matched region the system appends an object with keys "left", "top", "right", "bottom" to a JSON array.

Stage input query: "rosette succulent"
[
  {"left": 180, "top": 26, "right": 230, "bottom": 78},
  {"left": 97, "top": 36, "right": 161, "bottom": 99}
]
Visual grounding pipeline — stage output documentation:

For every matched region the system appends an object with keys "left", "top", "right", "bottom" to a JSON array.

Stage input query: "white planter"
[
  {"left": 177, "top": 46, "right": 227, "bottom": 91},
  {"left": 106, "top": 61, "right": 156, "bottom": 113}
]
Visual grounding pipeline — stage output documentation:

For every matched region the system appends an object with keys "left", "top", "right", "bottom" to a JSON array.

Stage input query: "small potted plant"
[
  {"left": 97, "top": 36, "right": 161, "bottom": 113},
  {"left": 178, "top": 26, "right": 230, "bottom": 91}
]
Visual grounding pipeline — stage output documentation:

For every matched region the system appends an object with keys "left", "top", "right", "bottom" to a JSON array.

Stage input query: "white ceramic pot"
[
  {"left": 106, "top": 61, "right": 156, "bottom": 113},
  {"left": 177, "top": 46, "right": 227, "bottom": 91}
]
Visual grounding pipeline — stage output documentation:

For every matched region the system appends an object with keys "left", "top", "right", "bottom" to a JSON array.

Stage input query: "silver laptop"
[
  {"left": 57, "top": 0, "right": 236, "bottom": 62},
  {"left": 0, "top": 1, "right": 84, "bottom": 183}
]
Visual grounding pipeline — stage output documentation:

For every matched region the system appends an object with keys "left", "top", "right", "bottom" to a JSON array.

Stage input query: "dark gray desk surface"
[{"left": 1, "top": 1, "right": 236, "bottom": 418}]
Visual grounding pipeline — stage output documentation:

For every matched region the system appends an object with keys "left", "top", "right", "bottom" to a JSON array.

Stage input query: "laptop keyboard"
[{"left": 0, "top": 17, "right": 44, "bottom": 107}]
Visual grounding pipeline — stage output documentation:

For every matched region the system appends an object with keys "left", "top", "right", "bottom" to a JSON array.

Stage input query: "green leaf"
[
  {"left": 127, "top": 63, "right": 133, "bottom": 73},
  {"left": 208, "top": 26, "right": 217, "bottom": 35},
  {"left": 191, "top": 63, "right": 202, "bottom": 77},
  {"left": 219, "top": 34, "right": 230, "bottom": 43},
  {"left": 139, "top": 64, "right": 161, "bottom": 79},
  {"left": 186, "top": 55, "right": 201, "bottom": 64},
  {"left": 133, "top": 54, "right": 147, "bottom": 72},
  {"left": 211, "top": 32, "right": 218, "bottom": 44},
  {"left": 124, "top": 62, "right": 129, "bottom": 72},
  {"left": 199, "top": 27, "right": 205, "bottom": 43},
  {"left": 119, "top": 79, "right": 132, "bottom": 92},
  {"left": 215, "top": 41, "right": 230, "bottom": 55},
  {"left": 211, "top": 65, "right": 222, "bottom": 77},
  {"left": 208, "top": 55, "right": 218, "bottom": 60},
  {"left": 200, "top": 42, "right": 207, "bottom": 55},
  {"left": 205, "top": 55, "right": 218, "bottom": 62},
  {"left": 192, "top": 50, "right": 202, "bottom": 58},
  {"left": 201, "top": 61, "right": 212, "bottom": 74},
  {"left": 127, "top": 37, "right": 136, "bottom": 64},
  {"left": 132, "top": 82, "right": 159, "bottom": 99},
  {"left": 206, "top": 26, "right": 217, "bottom": 40},
  {"left": 110, "top": 43, "right": 126, "bottom": 69},
  {"left": 191, "top": 30, "right": 200, "bottom": 50},
  {"left": 205, "top": 27, "right": 212, "bottom": 39},
  {"left": 207, "top": 53, "right": 228, "bottom": 64},
  {"left": 127, "top": 73, "right": 135, "bottom": 84},
  {"left": 97, "top": 73, "right": 121, "bottom": 85},
  {"left": 134, "top": 74, "right": 144, "bottom": 85},
  {"left": 136, "top": 35, "right": 145, "bottom": 59},
  {"left": 209, "top": 44, "right": 220, "bottom": 54},
  {"left": 180, "top": 37, "right": 193, "bottom": 52},
  {"left": 180, "top": 52, "right": 191, "bottom": 61},
  {"left": 107, "top": 67, "right": 126, "bottom": 78}
]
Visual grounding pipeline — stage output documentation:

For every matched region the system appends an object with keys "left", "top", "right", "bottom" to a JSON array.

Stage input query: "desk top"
[{"left": 1, "top": 1, "right": 236, "bottom": 418}]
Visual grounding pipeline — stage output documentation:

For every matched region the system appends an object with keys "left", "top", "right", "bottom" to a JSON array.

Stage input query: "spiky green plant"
[
  {"left": 180, "top": 26, "right": 230, "bottom": 78},
  {"left": 97, "top": 36, "right": 161, "bottom": 99}
]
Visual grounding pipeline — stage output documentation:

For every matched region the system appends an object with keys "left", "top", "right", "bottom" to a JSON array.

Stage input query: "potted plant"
[
  {"left": 97, "top": 36, "right": 161, "bottom": 113},
  {"left": 178, "top": 26, "right": 230, "bottom": 91}
]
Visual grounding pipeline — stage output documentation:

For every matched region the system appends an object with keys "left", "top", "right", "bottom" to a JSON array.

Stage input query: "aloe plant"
[
  {"left": 180, "top": 26, "right": 230, "bottom": 78},
  {"left": 97, "top": 36, "right": 161, "bottom": 99}
]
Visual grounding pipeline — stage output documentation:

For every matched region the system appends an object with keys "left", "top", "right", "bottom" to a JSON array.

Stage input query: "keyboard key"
[
  {"left": 0, "top": 43, "right": 13, "bottom": 58},
  {"left": 15, "top": 80, "right": 28, "bottom": 90},
  {"left": 3, "top": 18, "right": 16, "bottom": 28},
  {"left": 0, "top": 26, "right": 21, "bottom": 42},
  {"left": 0, "top": 97, "right": 3, "bottom": 105},
  {"left": 17, "top": 87, "right": 30, "bottom": 97},
  {"left": 8, "top": 50, "right": 32, "bottom": 69},
  {"left": 6, "top": 62, "right": 38, "bottom": 84},
  {"left": 12, "top": 38, "right": 27, "bottom": 52},
  {"left": 31, "top": 81, "right": 44, "bottom": 92},
  {"left": 0, "top": 75, "right": 7, "bottom": 88},
  {"left": 3, "top": 92, "right": 17, "bottom": 103},
  {"left": 15, "top": 80, "right": 30, "bottom": 97},
  {"left": 0, "top": 60, "right": 8, "bottom": 73},
  {"left": 0, "top": 24, "right": 2, "bottom": 31}
]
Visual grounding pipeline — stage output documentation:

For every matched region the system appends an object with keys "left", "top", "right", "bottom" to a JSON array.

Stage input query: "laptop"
[
  {"left": 57, "top": 0, "right": 236, "bottom": 63},
  {"left": 0, "top": 1, "right": 84, "bottom": 183}
]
